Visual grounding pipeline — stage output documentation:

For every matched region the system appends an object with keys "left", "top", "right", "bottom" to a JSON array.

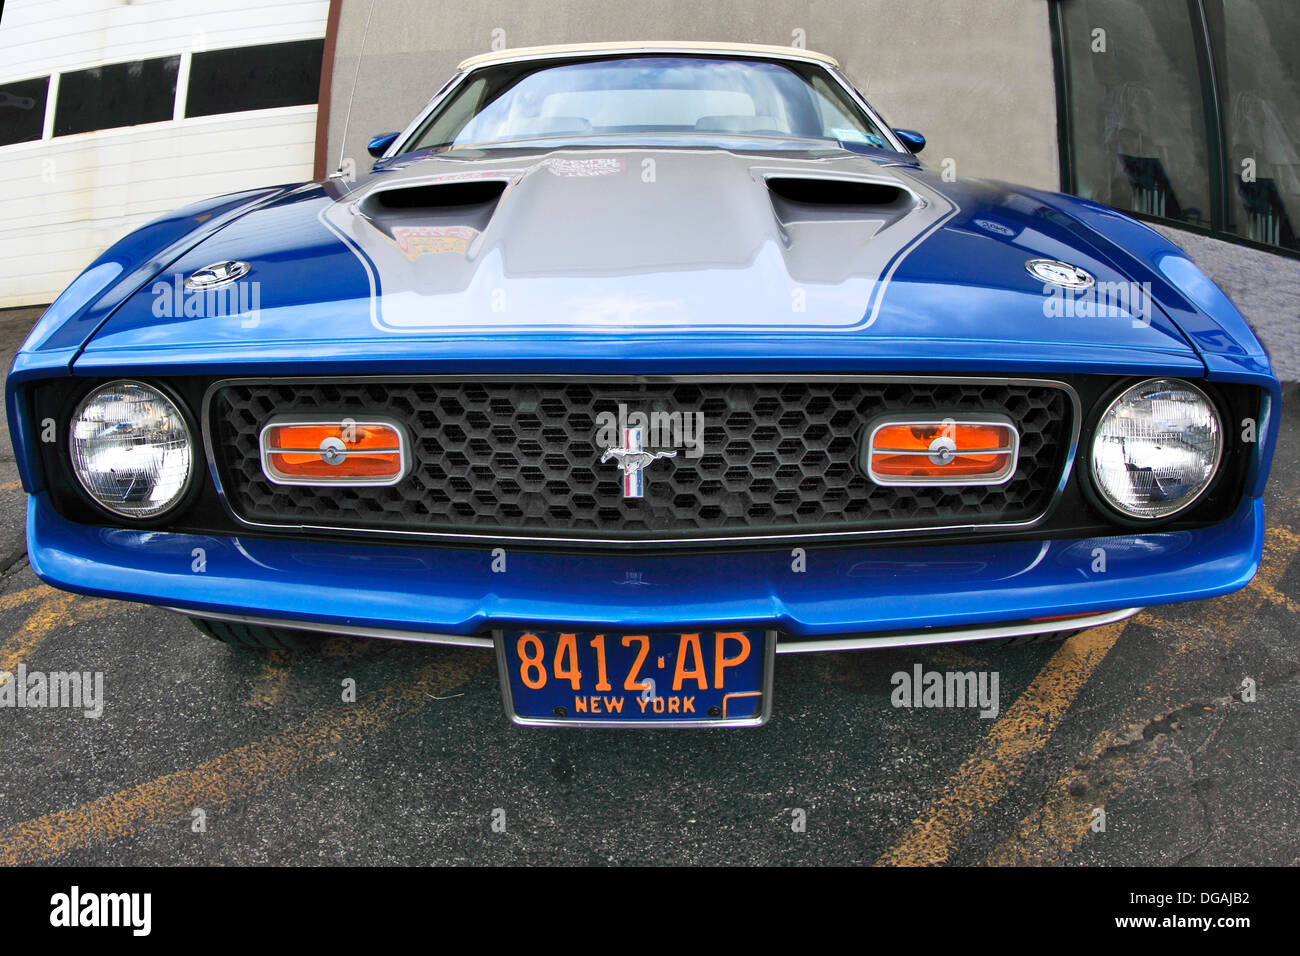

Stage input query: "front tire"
[
  {"left": 986, "top": 627, "right": 1084, "bottom": 648},
  {"left": 188, "top": 617, "right": 318, "bottom": 651}
]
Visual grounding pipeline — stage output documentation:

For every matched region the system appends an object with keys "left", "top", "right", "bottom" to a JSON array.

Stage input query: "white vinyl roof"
[{"left": 457, "top": 41, "right": 839, "bottom": 71}]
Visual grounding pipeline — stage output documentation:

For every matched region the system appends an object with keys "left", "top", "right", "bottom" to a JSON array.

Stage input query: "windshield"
[{"left": 402, "top": 55, "right": 893, "bottom": 152}]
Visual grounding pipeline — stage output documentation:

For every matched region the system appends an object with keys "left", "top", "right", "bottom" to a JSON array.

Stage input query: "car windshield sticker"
[{"left": 832, "top": 128, "right": 885, "bottom": 147}]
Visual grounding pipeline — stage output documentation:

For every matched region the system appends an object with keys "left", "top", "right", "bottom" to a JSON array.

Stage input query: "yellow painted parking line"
[
  {"left": 0, "top": 480, "right": 22, "bottom": 492},
  {"left": 1269, "top": 524, "right": 1300, "bottom": 548},
  {"left": 0, "top": 585, "right": 51, "bottom": 612},
  {"left": 876, "top": 620, "right": 1130, "bottom": 867},
  {"left": 1256, "top": 580, "right": 1300, "bottom": 615},
  {"left": 246, "top": 650, "right": 294, "bottom": 709},
  {"left": 984, "top": 522, "right": 1300, "bottom": 866},
  {"left": 0, "top": 592, "right": 123, "bottom": 679},
  {"left": 0, "top": 650, "right": 490, "bottom": 865}
]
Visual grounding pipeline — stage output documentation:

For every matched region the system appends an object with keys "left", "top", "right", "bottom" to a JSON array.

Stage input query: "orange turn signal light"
[
  {"left": 866, "top": 417, "right": 1018, "bottom": 486},
  {"left": 260, "top": 419, "right": 408, "bottom": 486}
]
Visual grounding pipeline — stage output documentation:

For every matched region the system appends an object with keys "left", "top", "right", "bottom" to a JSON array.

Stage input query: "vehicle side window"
[
  {"left": 806, "top": 73, "right": 887, "bottom": 148},
  {"left": 408, "top": 75, "right": 488, "bottom": 152}
]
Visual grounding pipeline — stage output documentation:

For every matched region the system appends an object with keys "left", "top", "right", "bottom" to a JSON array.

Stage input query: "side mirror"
[
  {"left": 892, "top": 129, "right": 926, "bottom": 154},
  {"left": 367, "top": 131, "right": 400, "bottom": 158}
]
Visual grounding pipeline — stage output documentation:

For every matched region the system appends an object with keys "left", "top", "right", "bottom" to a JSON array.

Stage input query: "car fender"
[{"left": 6, "top": 184, "right": 299, "bottom": 491}]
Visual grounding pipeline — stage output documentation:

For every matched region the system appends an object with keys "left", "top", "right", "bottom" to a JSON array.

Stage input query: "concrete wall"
[{"left": 326, "top": 0, "right": 1060, "bottom": 191}]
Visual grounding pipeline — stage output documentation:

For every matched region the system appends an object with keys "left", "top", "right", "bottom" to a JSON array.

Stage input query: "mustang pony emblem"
[{"left": 601, "top": 428, "right": 676, "bottom": 499}]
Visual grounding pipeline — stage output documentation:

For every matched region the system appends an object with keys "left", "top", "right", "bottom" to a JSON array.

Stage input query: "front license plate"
[{"left": 496, "top": 629, "right": 774, "bottom": 727}]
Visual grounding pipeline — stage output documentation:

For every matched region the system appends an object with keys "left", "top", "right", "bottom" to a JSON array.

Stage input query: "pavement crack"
[
  {"left": 1067, "top": 696, "right": 1234, "bottom": 800},
  {"left": 0, "top": 552, "right": 30, "bottom": 579},
  {"left": 1171, "top": 733, "right": 1216, "bottom": 865}
]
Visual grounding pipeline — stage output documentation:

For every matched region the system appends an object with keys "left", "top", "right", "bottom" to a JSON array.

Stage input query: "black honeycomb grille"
[{"left": 208, "top": 379, "right": 1072, "bottom": 541}]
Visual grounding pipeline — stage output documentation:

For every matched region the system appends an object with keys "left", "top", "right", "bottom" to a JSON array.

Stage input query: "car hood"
[{"left": 76, "top": 145, "right": 1204, "bottom": 376}]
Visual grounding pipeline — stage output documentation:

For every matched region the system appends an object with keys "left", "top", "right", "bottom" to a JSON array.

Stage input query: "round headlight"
[
  {"left": 1089, "top": 378, "right": 1222, "bottom": 520},
  {"left": 69, "top": 381, "right": 194, "bottom": 519}
]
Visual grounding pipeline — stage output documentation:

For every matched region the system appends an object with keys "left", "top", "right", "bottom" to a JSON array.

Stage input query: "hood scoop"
[
  {"left": 763, "top": 175, "right": 921, "bottom": 278},
  {"left": 354, "top": 179, "right": 508, "bottom": 243},
  {"left": 766, "top": 176, "right": 915, "bottom": 230}
]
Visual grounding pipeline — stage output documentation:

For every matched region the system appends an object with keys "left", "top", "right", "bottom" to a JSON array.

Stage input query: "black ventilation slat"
[
  {"left": 766, "top": 177, "right": 904, "bottom": 206},
  {"left": 366, "top": 180, "right": 506, "bottom": 211}
]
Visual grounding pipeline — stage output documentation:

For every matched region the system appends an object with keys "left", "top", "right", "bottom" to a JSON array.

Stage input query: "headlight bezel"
[
  {"left": 1083, "top": 376, "right": 1226, "bottom": 525},
  {"left": 67, "top": 378, "right": 200, "bottom": 523}
]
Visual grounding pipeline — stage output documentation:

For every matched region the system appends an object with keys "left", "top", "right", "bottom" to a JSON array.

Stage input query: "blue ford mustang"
[{"left": 5, "top": 42, "right": 1279, "bottom": 726}]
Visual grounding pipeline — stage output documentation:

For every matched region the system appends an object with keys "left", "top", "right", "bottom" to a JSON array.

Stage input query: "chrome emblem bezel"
[
  {"left": 1025, "top": 258, "right": 1095, "bottom": 290},
  {"left": 185, "top": 260, "right": 251, "bottom": 290}
]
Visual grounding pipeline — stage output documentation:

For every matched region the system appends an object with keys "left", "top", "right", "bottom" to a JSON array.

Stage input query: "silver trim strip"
[
  {"left": 166, "top": 607, "right": 494, "bottom": 648},
  {"left": 200, "top": 374, "right": 1081, "bottom": 547},
  {"left": 775, "top": 607, "right": 1142, "bottom": 654},
  {"left": 168, "top": 606, "right": 1141, "bottom": 655},
  {"left": 458, "top": 42, "right": 842, "bottom": 71}
]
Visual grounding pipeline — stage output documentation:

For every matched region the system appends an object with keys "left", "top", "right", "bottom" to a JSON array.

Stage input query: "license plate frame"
[{"left": 495, "top": 628, "right": 776, "bottom": 728}]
